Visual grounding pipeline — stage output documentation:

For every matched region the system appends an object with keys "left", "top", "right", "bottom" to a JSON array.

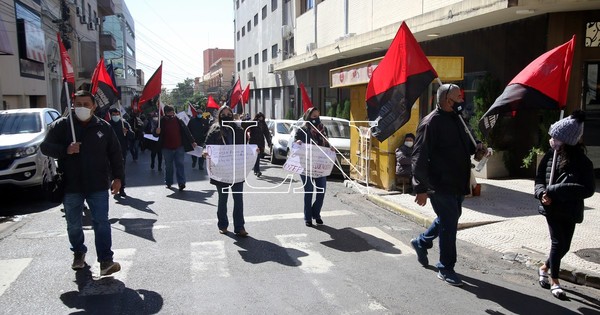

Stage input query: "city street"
[{"left": 0, "top": 151, "right": 598, "bottom": 314}]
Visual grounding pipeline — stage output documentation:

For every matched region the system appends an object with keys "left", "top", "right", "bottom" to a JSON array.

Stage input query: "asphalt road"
[{"left": 0, "top": 150, "right": 598, "bottom": 314}]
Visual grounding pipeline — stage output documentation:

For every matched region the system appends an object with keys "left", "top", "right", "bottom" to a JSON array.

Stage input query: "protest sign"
[
  {"left": 206, "top": 144, "right": 258, "bottom": 184},
  {"left": 283, "top": 143, "right": 336, "bottom": 177}
]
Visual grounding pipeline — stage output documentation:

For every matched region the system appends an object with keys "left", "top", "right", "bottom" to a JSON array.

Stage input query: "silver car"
[
  {"left": 265, "top": 119, "right": 295, "bottom": 164},
  {"left": 0, "top": 108, "right": 61, "bottom": 188}
]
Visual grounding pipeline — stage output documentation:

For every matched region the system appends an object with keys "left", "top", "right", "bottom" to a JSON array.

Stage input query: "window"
[
  {"left": 262, "top": 49, "right": 267, "bottom": 62},
  {"left": 254, "top": 14, "right": 258, "bottom": 26},
  {"left": 44, "top": 111, "right": 54, "bottom": 125},
  {"left": 247, "top": 21, "right": 251, "bottom": 32},
  {"left": 254, "top": 53, "right": 259, "bottom": 65},
  {"left": 271, "top": 44, "right": 278, "bottom": 58},
  {"left": 247, "top": 57, "right": 252, "bottom": 67},
  {"left": 87, "top": 3, "right": 91, "bottom": 22},
  {"left": 14, "top": 1, "right": 45, "bottom": 79},
  {"left": 237, "top": 62, "right": 240, "bottom": 71},
  {"left": 262, "top": 5, "right": 267, "bottom": 19},
  {"left": 271, "top": 0, "right": 278, "bottom": 11},
  {"left": 242, "top": 26, "right": 245, "bottom": 36},
  {"left": 242, "top": 60, "right": 246, "bottom": 69},
  {"left": 237, "top": 31, "right": 240, "bottom": 41}
]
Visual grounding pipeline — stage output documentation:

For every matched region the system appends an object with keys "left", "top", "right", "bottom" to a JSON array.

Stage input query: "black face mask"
[{"left": 310, "top": 117, "right": 321, "bottom": 126}]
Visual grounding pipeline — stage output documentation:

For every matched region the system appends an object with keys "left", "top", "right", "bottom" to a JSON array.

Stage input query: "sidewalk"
[{"left": 346, "top": 178, "right": 600, "bottom": 289}]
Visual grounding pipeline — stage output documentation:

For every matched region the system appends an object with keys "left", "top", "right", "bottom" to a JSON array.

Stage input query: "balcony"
[
  {"left": 100, "top": 33, "right": 116, "bottom": 51},
  {"left": 98, "top": 0, "right": 115, "bottom": 16}
]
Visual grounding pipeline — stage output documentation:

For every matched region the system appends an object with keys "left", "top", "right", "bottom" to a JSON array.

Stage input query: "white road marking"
[
  {"left": 245, "top": 210, "right": 355, "bottom": 223},
  {"left": 0, "top": 258, "right": 32, "bottom": 296},
  {"left": 191, "top": 241, "right": 230, "bottom": 279},
  {"left": 353, "top": 227, "right": 415, "bottom": 257},
  {"left": 276, "top": 234, "right": 334, "bottom": 274}
]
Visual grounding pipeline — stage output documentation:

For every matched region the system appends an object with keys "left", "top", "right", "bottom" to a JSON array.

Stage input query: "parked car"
[
  {"left": 0, "top": 108, "right": 61, "bottom": 188},
  {"left": 286, "top": 116, "right": 351, "bottom": 176},
  {"left": 264, "top": 119, "right": 295, "bottom": 164}
]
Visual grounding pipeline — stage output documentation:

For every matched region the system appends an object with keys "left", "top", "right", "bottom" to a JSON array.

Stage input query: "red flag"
[
  {"left": 479, "top": 36, "right": 575, "bottom": 137},
  {"left": 365, "top": 22, "right": 438, "bottom": 142},
  {"left": 228, "top": 78, "right": 242, "bottom": 109},
  {"left": 187, "top": 103, "right": 198, "bottom": 118},
  {"left": 91, "top": 57, "right": 119, "bottom": 112},
  {"left": 242, "top": 83, "right": 250, "bottom": 106},
  {"left": 299, "top": 83, "right": 313, "bottom": 112},
  {"left": 139, "top": 63, "right": 163, "bottom": 105},
  {"left": 57, "top": 33, "right": 74, "bottom": 84},
  {"left": 207, "top": 95, "right": 220, "bottom": 109}
]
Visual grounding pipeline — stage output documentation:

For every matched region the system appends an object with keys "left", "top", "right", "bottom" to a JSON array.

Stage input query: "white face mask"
[
  {"left": 404, "top": 141, "right": 414, "bottom": 148},
  {"left": 549, "top": 138, "right": 563, "bottom": 151},
  {"left": 111, "top": 115, "right": 121, "bottom": 122},
  {"left": 74, "top": 107, "right": 92, "bottom": 121},
  {"left": 153, "top": 117, "right": 158, "bottom": 122}
]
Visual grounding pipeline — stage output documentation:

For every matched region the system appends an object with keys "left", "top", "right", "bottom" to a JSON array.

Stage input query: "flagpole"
[
  {"left": 64, "top": 80, "right": 77, "bottom": 143},
  {"left": 548, "top": 110, "right": 564, "bottom": 185},
  {"left": 157, "top": 97, "right": 161, "bottom": 128},
  {"left": 435, "top": 78, "right": 477, "bottom": 147}
]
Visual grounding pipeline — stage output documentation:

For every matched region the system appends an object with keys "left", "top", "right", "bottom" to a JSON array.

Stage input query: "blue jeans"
[
  {"left": 299, "top": 175, "right": 327, "bottom": 222},
  {"left": 216, "top": 182, "right": 245, "bottom": 233},
  {"left": 163, "top": 146, "right": 186, "bottom": 186},
  {"left": 63, "top": 190, "right": 114, "bottom": 262},
  {"left": 416, "top": 193, "right": 463, "bottom": 271}
]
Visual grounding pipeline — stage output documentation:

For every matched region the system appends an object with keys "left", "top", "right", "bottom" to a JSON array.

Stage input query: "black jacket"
[
  {"left": 153, "top": 116, "right": 196, "bottom": 152},
  {"left": 205, "top": 122, "right": 246, "bottom": 186},
  {"left": 187, "top": 116, "right": 210, "bottom": 146},
  {"left": 294, "top": 123, "right": 330, "bottom": 147},
  {"left": 412, "top": 108, "right": 476, "bottom": 195},
  {"left": 534, "top": 149, "right": 595, "bottom": 223},
  {"left": 108, "top": 118, "right": 135, "bottom": 152},
  {"left": 395, "top": 145, "right": 413, "bottom": 177},
  {"left": 246, "top": 120, "right": 272, "bottom": 152},
  {"left": 41, "top": 115, "right": 124, "bottom": 194}
]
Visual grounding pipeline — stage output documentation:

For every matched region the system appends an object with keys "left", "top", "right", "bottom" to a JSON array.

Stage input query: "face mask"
[
  {"left": 549, "top": 138, "right": 563, "bottom": 151},
  {"left": 153, "top": 117, "right": 158, "bottom": 122},
  {"left": 74, "top": 107, "right": 92, "bottom": 121},
  {"left": 111, "top": 116, "right": 121, "bottom": 122},
  {"left": 404, "top": 141, "right": 414, "bottom": 148},
  {"left": 310, "top": 117, "right": 321, "bottom": 126},
  {"left": 220, "top": 115, "right": 233, "bottom": 124}
]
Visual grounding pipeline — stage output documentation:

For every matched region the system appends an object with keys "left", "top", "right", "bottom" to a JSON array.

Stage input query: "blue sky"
[{"left": 126, "top": 0, "right": 235, "bottom": 88}]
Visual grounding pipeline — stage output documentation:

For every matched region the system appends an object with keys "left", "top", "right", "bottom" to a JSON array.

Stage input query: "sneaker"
[
  {"left": 305, "top": 221, "right": 313, "bottom": 227},
  {"left": 100, "top": 261, "right": 121, "bottom": 276},
  {"left": 71, "top": 252, "right": 86, "bottom": 270},
  {"left": 437, "top": 270, "right": 463, "bottom": 287},
  {"left": 166, "top": 184, "right": 172, "bottom": 189},
  {"left": 410, "top": 238, "right": 429, "bottom": 266},
  {"left": 235, "top": 229, "right": 249, "bottom": 237},
  {"left": 119, "top": 188, "right": 127, "bottom": 197},
  {"left": 218, "top": 228, "right": 228, "bottom": 234},
  {"left": 179, "top": 184, "right": 186, "bottom": 191},
  {"left": 315, "top": 218, "right": 324, "bottom": 225}
]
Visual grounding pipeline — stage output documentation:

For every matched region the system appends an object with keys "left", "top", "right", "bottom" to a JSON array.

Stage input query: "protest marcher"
[
  {"left": 153, "top": 105, "right": 196, "bottom": 191},
  {"left": 535, "top": 110, "right": 595, "bottom": 299},
  {"left": 204, "top": 105, "right": 249, "bottom": 237},
  {"left": 108, "top": 108, "right": 134, "bottom": 197},
  {"left": 294, "top": 107, "right": 331, "bottom": 227},
  {"left": 410, "top": 84, "right": 485, "bottom": 287},
  {"left": 144, "top": 112, "right": 162, "bottom": 171},
  {"left": 127, "top": 112, "right": 144, "bottom": 161},
  {"left": 187, "top": 112, "right": 210, "bottom": 170},
  {"left": 395, "top": 132, "right": 415, "bottom": 193},
  {"left": 40, "top": 90, "right": 123, "bottom": 276},
  {"left": 247, "top": 112, "right": 272, "bottom": 177}
]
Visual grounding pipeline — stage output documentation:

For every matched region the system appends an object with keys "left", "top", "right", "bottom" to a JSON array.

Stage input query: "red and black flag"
[
  {"left": 242, "top": 83, "right": 250, "bottom": 108},
  {"left": 228, "top": 78, "right": 243, "bottom": 110},
  {"left": 299, "top": 82, "right": 313, "bottom": 113},
  {"left": 139, "top": 62, "right": 163, "bottom": 106},
  {"left": 91, "top": 57, "right": 119, "bottom": 113},
  {"left": 207, "top": 95, "right": 220, "bottom": 110},
  {"left": 57, "top": 33, "right": 75, "bottom": 113},
  {"left": 479, "top": 36, "right": 575, "bottom": 138},
  {"left": 366, "top": 21, "right": 438, "bottom": 142}
]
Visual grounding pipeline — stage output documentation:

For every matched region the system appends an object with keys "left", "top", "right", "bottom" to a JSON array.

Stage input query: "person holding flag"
[{"left": 108, "top": 107, "right": 134, "bottom": 197}]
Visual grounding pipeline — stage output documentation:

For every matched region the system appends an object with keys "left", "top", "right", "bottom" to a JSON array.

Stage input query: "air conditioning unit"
[
  {"left": 95, "top": 17, "right": 100, "bottom": 25},
  {"left": 247, "top": 71, "right": 253, "bottom": 80},
  {"left": 87, "top": 22, "right": 94, "bottom": 30},
  {"left": 281, "top": 25, "right": 293, "bottom": 39},
  {"left": 79, "top": 15, "right": 86, "bottom": 24},
  {"left": 267, "top": 64, "right": 274, "bottom": 73},
  {"left": 306, "top": 42, "right": 317, "bottom": 52}
]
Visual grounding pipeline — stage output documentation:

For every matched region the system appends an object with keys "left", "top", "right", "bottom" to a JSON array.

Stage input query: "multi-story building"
[
  {"left": 195, "top": 48, "right": 235, "bottom": 103},
  {"left": 233, "top": 0, "right": 295, "bottom": 118}
]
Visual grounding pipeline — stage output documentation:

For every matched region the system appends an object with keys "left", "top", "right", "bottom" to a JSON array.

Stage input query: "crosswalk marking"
[
  {"left": 276, "top": 234, "right": 334, "bottom": 274},
  {"left": 353, "top": 227, "right": 415, "bottom": 257},
  {"left": 245, "top": 210, "right": 355, "bottom": 223},
  {"left": 191, "top": 241, "right": 230, "bottom": 279},
  {"left": 0, "top": 258, "right": 32, "bottom": 296}
]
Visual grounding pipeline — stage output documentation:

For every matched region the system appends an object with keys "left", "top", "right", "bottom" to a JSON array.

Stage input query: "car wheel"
[{"left": 270, "top": 150, "right": 282, "bottom": 165}]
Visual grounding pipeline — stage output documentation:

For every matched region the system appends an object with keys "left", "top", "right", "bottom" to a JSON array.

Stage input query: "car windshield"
[
  {"left": 323, "top": 120, "right": 350, "bottom": 139},
  {"left": 277, "top": 122, "right": 291, "bottom": 134},
  {"left": 0, "top": 113, "right": 42, "bottom": 135}
]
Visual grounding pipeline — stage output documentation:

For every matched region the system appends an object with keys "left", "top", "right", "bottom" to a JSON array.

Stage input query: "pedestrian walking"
[
  {"left": 409, "top": 84, "right": 485, "bottom": 287},
  {"left": 294, "top": 107, "right": 331, "bottom": 227},
  {"left": 108, "top": 108, "right": 134, "bottom": 197},
  {"left": 187, "top": 112, "right": 210, "bottom": 170},
  {"left": 40, "top": 90, "right": 123, "bottom": 276},
  {"left": 153, "top": 105, "right": 197, "bottom": 191},
  {"left": 145, "top": 112, "right": 163, "bottom": 171},
  {"left": 127, "top": 112, "right": 144, "bottom": 161},
  {"left": 204, "top": 105, "right": 249, "bottom": 237},
  {"left": 535, "top": 110, "right": 595, "bottom": 299},
  {"left": 247, "top": 112, "right": 272, "bottom": 177}
]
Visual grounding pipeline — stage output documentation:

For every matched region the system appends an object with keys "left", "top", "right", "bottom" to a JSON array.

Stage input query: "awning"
[{"left": 0, "top": 14, "right": 14, "bottom": 55}]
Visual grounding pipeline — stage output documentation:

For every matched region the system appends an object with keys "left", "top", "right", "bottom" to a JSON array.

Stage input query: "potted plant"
[{"left": 521, "top": 110, "right": 556, "bottom": 170}]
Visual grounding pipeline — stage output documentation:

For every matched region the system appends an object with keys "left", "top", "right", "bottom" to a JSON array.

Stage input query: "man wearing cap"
[
  {"left": 410, "top": 83, "right": 486, "bottom": 287},
  {"left": 108, "top": 108, "right": 134, "bottom": 196}
]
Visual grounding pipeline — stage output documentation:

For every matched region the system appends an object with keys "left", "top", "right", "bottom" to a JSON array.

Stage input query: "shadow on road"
[
  {"left": 316, "top": 225, "right": 402, "bottom": 255},
  {"left": 114, "top": 195, "right": 157, "bottom": 215},
  {"left": 109, "top": 218, "right": 158, "bottom": 242},
  {"left": 230, "top": 235, "right": 308, "bottom": 267},
  {"left": 165, "top": 189, "right": 215, "bottom": 206},
  {"left": 60, "top": 266, "right": 163, "bottom": 314}
]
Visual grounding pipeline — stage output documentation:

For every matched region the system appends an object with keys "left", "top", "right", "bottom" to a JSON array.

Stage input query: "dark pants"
[
  {"left": 191, "top": 155, "right": 205, "bottom": 169},
  {"left": 128, "top": 138, "right": 138, "bottom": 160},
  {"left": 151, "top": 149, "right": 162, "bottom": 169},
  {"left": 416, "top": 193, "right": 463, "bottom": 272},
  {"left": 216, "top": 182, "right": 245, "bottom": 233},
  {"left": 545, "top": 215, "right": 576, "bottom": 278},
  {"left": 253, "top": 155, "right": 261, "bottom": 173},
  {"left": 299, "top": 175, "right": 327, "bottom": 222}
]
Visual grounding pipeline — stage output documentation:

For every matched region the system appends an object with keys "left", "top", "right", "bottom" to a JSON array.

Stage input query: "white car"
[
  {"left": 0, "top": 108, "right": 61, "bottom": 188},
  {"left": 286, "top": 116, "right": 351, "bottom": 175},
  {"left": 264, "top": 119, "right": 295, "bottom": 164}
]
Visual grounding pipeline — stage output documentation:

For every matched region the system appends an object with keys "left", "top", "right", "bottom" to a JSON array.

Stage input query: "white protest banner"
[
  {"left": 206, "top": 144, "right": 258, "bottom": 184},
  {"left": 143, "top": 134, "right": 159, "bottom": 142},
  {"left": 283, "top": 143, "right": 336, "bottom": 177},
  {"left": 176, "top": 111, "right": 190, "bottom": 125}
]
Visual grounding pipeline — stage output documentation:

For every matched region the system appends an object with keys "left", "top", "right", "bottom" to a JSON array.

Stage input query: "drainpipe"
[
  {"left": 313, "top": 1, "right": 317, "bottom": 46},
  {"left": 344, "top": 0, "right": 348, "bottom": 35}
]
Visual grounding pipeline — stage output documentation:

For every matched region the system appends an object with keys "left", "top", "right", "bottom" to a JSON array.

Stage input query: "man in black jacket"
[
  {"left": 410, "top": 84, "right": 483, "bottom": 287},
  {"left": 108, "top": 107, "right": 134, "bottom": 196},
  {"left": 41, "top": 90, "right": 123, "bottom": 276},
  {"left": 187, "top": 113, "right": 209, "bottom": 170}
]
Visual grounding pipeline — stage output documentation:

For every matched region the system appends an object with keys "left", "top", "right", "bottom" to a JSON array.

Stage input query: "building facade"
[{"left": 195, "top": 48, "right": 235, "bottom": 103}]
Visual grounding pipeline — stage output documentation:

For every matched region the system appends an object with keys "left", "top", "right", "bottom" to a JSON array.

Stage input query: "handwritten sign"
[
  {"left": 176, "top": 111, "right": 190, "bottom": 126},
  {"left": 206, "top": 144, "right": 258, "bottom": 184},
  {"left": 283, "top": 143, "right": 336, "bottom": 178},
  {"left": 143, "top": 134, "right": 159, "bottom": 142}
]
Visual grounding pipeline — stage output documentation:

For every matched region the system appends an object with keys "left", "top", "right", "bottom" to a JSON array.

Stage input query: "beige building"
[{"left": 195, "top": 50, "right": 235, "bottom": 103}]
